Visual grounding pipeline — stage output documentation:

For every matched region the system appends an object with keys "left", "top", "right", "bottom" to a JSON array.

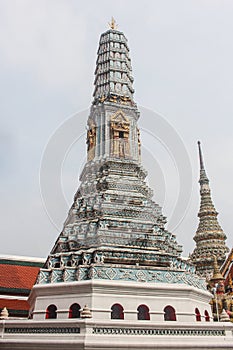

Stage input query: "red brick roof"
[
  {"left": 0, "top": 264, "right": 40, "bottom": 292},
  {"left": 0, "top": 298, "right": 29, "bottom": 311}
]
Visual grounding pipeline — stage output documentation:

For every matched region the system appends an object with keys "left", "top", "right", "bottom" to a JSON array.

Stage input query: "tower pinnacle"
[
  {"left": 190, "top": 142, "right": 229, "bottom": 279},
  {"left": 108, "top": 17, "right": 118, "bottom": 30},
  {"left": 93, "top": 25, "right": 135, "bottom": 106},
  {"left": 197, "top": 141, "right": 209, "bottom": 186},
  {"left": 197, "top": 141, "right": 204, "bottom": 170}
]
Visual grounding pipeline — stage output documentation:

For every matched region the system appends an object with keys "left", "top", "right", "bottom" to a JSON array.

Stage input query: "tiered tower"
[
  {"left": 190, "top": 141, "right": 229, "bottom": 279},
  {"left": 30, "top": 23, "right": 210, "bottom": 325},
  {"left": 36, "top": 20, "right": 194, "bottom": 287}
]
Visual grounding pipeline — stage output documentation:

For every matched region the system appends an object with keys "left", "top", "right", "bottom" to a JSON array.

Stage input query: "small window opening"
[
  {"left": 111, "top": 303, "right": 124, "bottom": 319},
  {"left": 69, "top": 303, "right": 81, "bottom": 318}
]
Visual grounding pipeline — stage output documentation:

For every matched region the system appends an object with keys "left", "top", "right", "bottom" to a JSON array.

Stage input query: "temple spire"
[
  {"left": 92, "top": 24, "right": 135, "bottom": 106},
  {"left": 37, "top": 25, "right": 185, "bottom": 287},
  {"left": 85, "top": 25, "right": 139, "bottom": 163},
  {"left": 190, "top": 142, "right": 229, "bottom": 279},
  {"left": 198, "top": 141, "right": 204, "bottom": 170},
  {"left": 198, "top": 141, "right": 209, "bottom": 186},
  {"left": 210, "top": 255, "right": 225, "bottom": 284}
]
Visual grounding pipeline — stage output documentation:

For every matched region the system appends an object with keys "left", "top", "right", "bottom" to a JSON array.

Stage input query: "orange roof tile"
[
  {"left": 0, "top": 264, "right": 40, "bottom": 291},
  {"left": 0, "top": 298, "right": 29, "bottom": 311}
]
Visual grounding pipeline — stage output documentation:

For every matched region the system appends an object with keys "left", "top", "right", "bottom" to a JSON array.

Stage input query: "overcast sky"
[{"left": 1, "top": 0, "right": 233, "bottom": 259}]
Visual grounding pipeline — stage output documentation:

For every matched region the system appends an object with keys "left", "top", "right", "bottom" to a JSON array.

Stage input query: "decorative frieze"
[
  {"left": 38, "top": 264, "right": 206, "bottom": 290},
  {"left": 5, "top": 327, "right": 80, "bottom": 334},
  {"left": 92, "top": 327, "right": 225, "bottom": 336}
]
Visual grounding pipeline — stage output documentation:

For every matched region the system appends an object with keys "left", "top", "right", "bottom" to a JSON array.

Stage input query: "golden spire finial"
[
  {"left": 210, "top": 255, "right": 225, "bottom": 283},
  {"left": 109, "top": 17, "right": 117, "bottom": 30}
]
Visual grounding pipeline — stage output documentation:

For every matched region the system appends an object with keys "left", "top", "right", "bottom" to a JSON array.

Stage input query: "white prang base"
[{"left": 29, "top": 279, "right": 212, "bottom": 322}]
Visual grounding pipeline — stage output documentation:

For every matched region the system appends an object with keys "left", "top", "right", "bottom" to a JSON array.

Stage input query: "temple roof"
[
  {"left": 0, "top": 259, "right": 42, "bottom": 294},
  {"left": 0, "top": 256, "right": 44, "bottom": 317},
  {"left": 0, "top": 299, "right": 29, "bottom": 312}
]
